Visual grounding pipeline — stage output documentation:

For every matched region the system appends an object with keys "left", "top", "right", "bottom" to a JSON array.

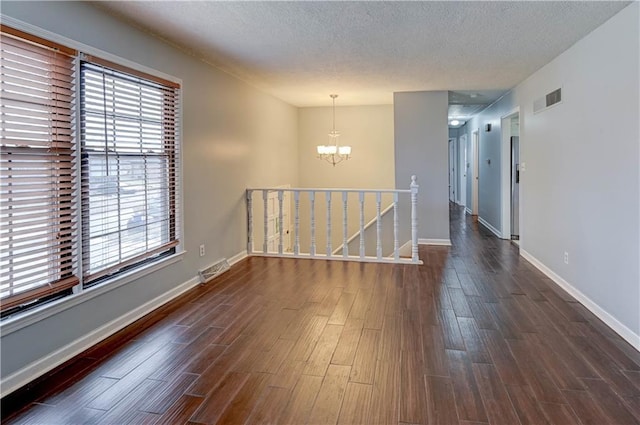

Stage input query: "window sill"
[{"left": 0, "top": 251, "right": 186, "bottom": 336}]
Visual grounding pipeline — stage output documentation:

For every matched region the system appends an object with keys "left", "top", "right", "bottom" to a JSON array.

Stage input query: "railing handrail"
[{"left": 247, "top": 187, "right": 412, "bottom": 194}]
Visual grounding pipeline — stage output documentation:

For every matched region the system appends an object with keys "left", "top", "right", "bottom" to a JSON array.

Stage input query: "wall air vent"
[
  {"left": 534, "top": 88, "right": 562, "bottom": 114},
  {"left": 198, "top": 258, "right": 230, "bottom": 284}
]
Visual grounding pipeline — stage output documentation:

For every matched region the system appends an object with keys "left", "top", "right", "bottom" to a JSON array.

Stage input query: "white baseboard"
[
  {"left": 228, "top": 250, "right": 248, "bottom": 266},
  {"left": 478, "top": 216, "right": 502, "bottom": 238},
  {"left": 520, "top": 249, "right": 640, "bottom": 350},
  {"left": 0, "top": 248, "right": 247, "bottom": 397},
  {"left": 0, "top": 275, "right": 200, "bottom": 397},
  {"left": 418, "top": 238, "right": 452, "bottom": 246},
  {"left": 465, "top": 207, "right": 472, "bottom": 215}
]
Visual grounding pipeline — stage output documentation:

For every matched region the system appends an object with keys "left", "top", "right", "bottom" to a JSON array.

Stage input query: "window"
[
  {"left": 1, "top": 26, "right": 181, "bottom": 315},
  {"left": 0, "top": 27, "right": 78, "bottom": 312},
  {"left": 80, "top": 58, "right": 180, "bottom": 285}
]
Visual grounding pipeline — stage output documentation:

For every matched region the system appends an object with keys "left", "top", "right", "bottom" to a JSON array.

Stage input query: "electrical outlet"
[
  {"left": 199, "top": 244, "right": 205, "bottom": 257},
  {"left": 563, "top": 251, "right": 569, "bottom": 264}
]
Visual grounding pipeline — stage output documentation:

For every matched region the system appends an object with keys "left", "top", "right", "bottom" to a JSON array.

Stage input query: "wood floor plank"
[
  {"left": 457, "top": 317, "right": 491, "bottom": 364},
  {"left": 304, "top": 324, "right": 344, "bottom": 376},
  {"left": 331, "top": 317, "right": 364, "bottom": 366},
  {"left": 562, "top": 389, "right": 614, "bottom": 425},
  {"left": 472, "top": 363, "right": 520, "bottom": 425},
  {"left": 139, "top": 373, "right": 199, "bottom": 414},
  {"left": 582, "top": 377, "right": 639, "bottom": 424},
  {"left": 399, "top": 347, "right": 427, "bottom": 424},
  {"left": 422, "top": 325, "right": 449, "bottom": 377},
  {"left": 538, "top": 402, "right": 581, "bottom": 425},
  {"left": 337, "top": 382, "right": 372, "bottom": 425},
  {"left": 278, "top": 374, "right": 323, "bottom": 424},
  {"left": 447, "top": 349, "right": 488, "bottom": 423},
  {"left": 370, "top": 360, "right": 400, "bottom": 425},
  {"left": 477, "top": 329, "right": 526, "bottom": 386},
  {"left": 188, "top": 372, "right": 251, "bottom": 424},
  {"left": 506, "top": 338, "right": 566, "bottom": 404},
  {"left": 328, "top": 292, "right": 356, "bottom": 325},
  {"left": 351, "top": 328, "right": 381, "bottom": 384},
  {"left": 287, "top": 315, "right": 329, "bottom": 361},
  {"left": 448, "top": 287, "right": 474, "bottom": 317},
  {"left": 154, "top": 395, "right": 204, "bottom": 425},
  {"left": 349, "top": 289, "right": 372, "bottom": 320},
  {"left": 245, "top": 386, "right": 291, "bottom": 425},
  {"left": 465, "top": 296, "right": 497, "bottom": 330},
  {"left": 439, "top": 308, "right": 465, "bottom": 350},
  {"left": 94, "top": 378, "right": 164, "bottom": 425},
  {"left": 425, "top": 375, "right": 459, "bottom": 425},
  {"left": 255, "top": 337, "right": 295, "bottom": 374},
  {"left": 307, "top": 364, "right": 351, "bottom": 425},
  {"left": 213, "top": 373, "right": 270, "bottom": 425},
  {"left": 378, "top": 314, "right": 402, "bottom": 363},
  {"left": 505, "top": 385, "right": 551, "bottom": 425}
]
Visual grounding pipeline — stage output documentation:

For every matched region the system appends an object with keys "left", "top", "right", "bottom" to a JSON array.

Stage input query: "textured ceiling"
[{"left": 96, "top": 1, "right": 629, "bottom": 107}]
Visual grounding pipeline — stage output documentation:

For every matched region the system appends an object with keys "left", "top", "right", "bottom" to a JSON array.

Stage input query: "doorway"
[
  {"left": 510, "top": 134, "right": 520, "bottom": 239},
  {"left": 471, "top": 130, "right": 479, "bottom": 215},
  {"left": 500, "top": 110, "right": 520, "bottom": 240},
  {"left": 458, "top": 134, "right": 467, "bottom": 208},
  {"left": 448, "top": 138, "right": 456, "bottom": 202}
]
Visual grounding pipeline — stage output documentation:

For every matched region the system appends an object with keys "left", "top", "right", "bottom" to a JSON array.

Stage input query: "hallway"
[{"left": 4, "top": 205, "right": 640, "bottom": 424}]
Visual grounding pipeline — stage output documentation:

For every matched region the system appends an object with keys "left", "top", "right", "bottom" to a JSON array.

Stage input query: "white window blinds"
[
  {"left": 79, "top": 59, "right": 180, "bottom": 283},
  {"left": 0, "top": 26, "right": 79, "bottom": 311}
]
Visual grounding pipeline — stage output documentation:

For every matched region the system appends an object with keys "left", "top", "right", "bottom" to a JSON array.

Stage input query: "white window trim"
[{"left": 0, "top": 15, "right": 186, "bottom": 334}]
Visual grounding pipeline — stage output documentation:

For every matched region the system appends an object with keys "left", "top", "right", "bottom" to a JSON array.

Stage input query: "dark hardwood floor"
[{"left": 3, "top": 204, "right": 640, "bottom": 424}]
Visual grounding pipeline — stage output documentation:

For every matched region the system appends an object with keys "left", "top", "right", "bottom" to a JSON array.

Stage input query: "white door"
[
  {"left": 459, "top": 134, "right": 467, "bottom": 207},
  {"left": 472, "top": 130, "right": 479, "bottom": 215},
  {"left": 448, "top": 138, "right": 456, "bottom": 202},
  {"left": 265, "top": 188, "right": 291, "bottom": 253}
]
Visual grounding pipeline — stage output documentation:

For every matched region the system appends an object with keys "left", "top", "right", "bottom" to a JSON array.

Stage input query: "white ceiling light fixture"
[
  {"left": 317, "top": 94, "right": 351, "bottom": 166},
  {"left": 450, "top": 119, "right": 460, "bottom": 126}
]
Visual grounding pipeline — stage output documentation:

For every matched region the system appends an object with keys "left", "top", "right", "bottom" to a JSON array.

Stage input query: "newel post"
[{"left": 410, "top": 175, "right": 419, "bottom": 263}]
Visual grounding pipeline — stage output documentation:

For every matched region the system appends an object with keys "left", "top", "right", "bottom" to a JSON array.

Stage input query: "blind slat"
[
  {"left": 1, "top": 28, "right": 77, "bottom": 312},
  {"left": 80, "top": 60, "right": 180, "bottom": 284}
]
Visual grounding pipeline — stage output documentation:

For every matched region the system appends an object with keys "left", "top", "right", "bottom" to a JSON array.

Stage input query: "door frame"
[
  {"left": 500, "top": 107, "right": 520, "bottom": 240},
  {"left": 448, "top": 138, "right": 456, "bottom": 202},
  {"left": 471, "top": 129, "right": 480, "bottom": 215},
  {"left": 458, "top": 133, "right": 467, "bottom": 208}
]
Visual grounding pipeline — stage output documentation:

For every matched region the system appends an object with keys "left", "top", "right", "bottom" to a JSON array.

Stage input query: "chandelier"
[{"left": 317, "top": 94, "right": 351, "bottom": 166}]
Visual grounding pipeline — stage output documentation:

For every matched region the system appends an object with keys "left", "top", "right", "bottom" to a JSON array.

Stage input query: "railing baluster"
[
  {"left": 247, "top": 179, "right": 420, "bottom": 264},
  {"left": 310, "top": 191, "right": 316, "bottom": 257},
  {"left": 326, "top": 191, "right": 332, "bottom": 256},
  {"left": 294, "top": 191, "right": 300, "bottom": 255},
  {"left": 410, "top": 175, "right": 419, "bottom": 263},
  {"left": 278, "top": 190, "right": 284, "bottom": 255},
  {"left": 342, "top": 191, "right": 348, "bottom": 258},
  {"left": 263, "top": 190, "right": 268, "bottom": 253},
  {"left": 376, "top": 192, "right": 382, "bottom": 259},
  {"left": 393, "top": 192, "right": 399, "bottom": 261},
  {"left": 247, "top": 190, "right": 253, "bottom": 254},
  {"left": 359, "top": 192, "right": 365, "bottom": 259}
]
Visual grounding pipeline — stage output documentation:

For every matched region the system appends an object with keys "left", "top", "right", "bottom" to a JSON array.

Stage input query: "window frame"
[{"left": 0, "top": 16, "right": 184, "bottom": 334}]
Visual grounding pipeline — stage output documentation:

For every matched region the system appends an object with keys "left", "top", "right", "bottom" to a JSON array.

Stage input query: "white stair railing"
[{"left": 246, "top": 176, "right": 421, "bottom": 264}]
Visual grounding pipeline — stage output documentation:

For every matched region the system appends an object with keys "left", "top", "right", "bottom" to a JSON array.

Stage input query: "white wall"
[
  {"left": 1, "top": 1, "right": 299, "bottom": 381},
  {"left": 394, "top": 91, "right": 450, "bottom": 242},
  {"left": 516, "top": 2, "right": 639, "bottom": 341},
  {"left": 297, "top": 105, "right": 395, "bottom": 252},
  {"left": 463, "top": 2, "right": 640, "bottom": 342}
]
